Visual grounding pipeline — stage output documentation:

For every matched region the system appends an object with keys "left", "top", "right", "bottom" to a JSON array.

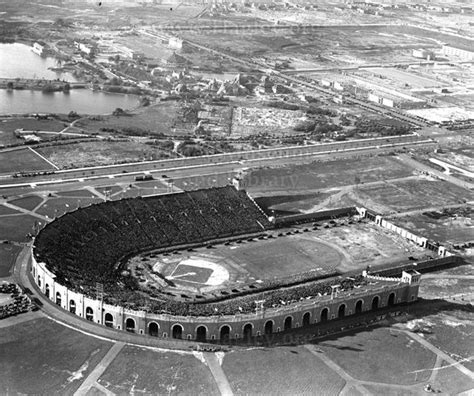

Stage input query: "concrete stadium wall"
[{"left": 31, "top": 256, "right": 418, "bottom": 342}]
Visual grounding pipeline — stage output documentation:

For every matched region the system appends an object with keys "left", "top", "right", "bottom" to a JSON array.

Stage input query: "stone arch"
[
  {"left": 55, "top": 292, "right": 62, "bottom": 306},
  {"left": 85, "top": 307, "right": 94, "bottom": 321},
  {"left": 220, "top": 325, "right": 231, "bottom": 341},
  {"left": 302, "top": 312, "right": 311, "bottom": 327},
  {"left": 243, "top": 323, "right": 253, "bottom": 340},
  {"left": 104, "top": 313, "right": 114, "bottom": 327},
  {"left": 45, "top": 284, "right": 50, "bottom": 298},
  {"left": 372, "top": 295, "right": 380, "bottom": 310},
  {"left": 149, "top": 322, "right": 159, "bottom": 337},
  {"left": 338, "top": 304, "right": 346, "bottom": 318},
  {"left": 126, "top": 318, "right": 136, "bottom": 332},
  {"left": 172, "top": 324, "right": 183, "bottom": 339},
  {"left": 355, "top": 299, "right": 363, "bottom": 314},
  {"left": 264, "top": 320, "right": 273, "bottom": 335},
  {"left": 388, "top": 292, "right": 396, "bottom": 306},
  {"left": 196, "top": 325, "right": 207, "bottom": 342},
  {"left": 37, "top": 276, "right": 41, "bottom": 287},
  {"left": 320, "top": 307, "right": 329, "bottom": 322},
  {"left": 284, "top": 316, "right": 293, "bottom": 331},
  {"left": 69, "top": 299, "right": 76, "bottom": 314}
]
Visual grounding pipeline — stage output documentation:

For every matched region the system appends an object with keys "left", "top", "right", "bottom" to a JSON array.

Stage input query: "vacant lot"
[
  {"left": 98, "top": 346, "right": 218, "bottom": 395},
  {"left": 223, "top": 346, "right": 345, "bottom": 395},
  {"left": 37, "top": 141, "right": 175, "bottom": 169},
  {"left": 0, "top": 147, "right": 56, "bottom": 174},
  {"left": 0, "top": 317, "right": 112, "bottom": 395},
  {"left": 0, "top": 117, "right": 66, "bottom": 146}
]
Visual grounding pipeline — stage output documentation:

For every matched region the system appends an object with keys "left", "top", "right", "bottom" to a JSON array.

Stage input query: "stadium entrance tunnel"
[
  {"left": 243, "top": 323, "right": 253, "bottom": 340},
  {"left": 55, "top": 292, "right": 61, "bottom": 306},
  {"left": 172, "top": 324, "right": 183, "bottom": 339},
  {"left": 338, "top": 304, "right": 346, "bottom": 318},
  {"left": 126, "top": 318, "right": 136, "bottom": 333},
  {"left": 372, "top": 296, "right": 380, "bottom": 310},
  {"left": 149, "top": 322, "right": 159, "bottom": 337},
  {"left": 284, "top": 316, "right": 293, "bottom": 331},
  {"left": 196, "top": 326, "right": 207, "bottom": 342},
  {"left": 321, "top": 308, "right": 329, "bottom": 322},
  {"left": 302, "top": 312, "right": 311, "bottom": 326},
  {"left": 388, "top": 293, "right": 395, "bottom": 306},
  {"left": 264, "top": 320, "right": 273, "bottom": 335},
  {"left": 105, "top": 313, "right": 114, "bottom": 328},
  {"left": 85, "top": 307, "right": 94, "bottom": 322},
  {"left": 69, "top": 300, "right": 76, "bottom": 314},
  {"left": 220, "top": 325, "right": 230, "bottom": 341},
  {"left": 355, "top": 299, "right": 363, "bottom": 314}
]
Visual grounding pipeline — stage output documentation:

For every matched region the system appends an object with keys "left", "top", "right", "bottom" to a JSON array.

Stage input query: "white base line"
[{"left": 28, "top": 146, "right": 59, "bottom": 170}]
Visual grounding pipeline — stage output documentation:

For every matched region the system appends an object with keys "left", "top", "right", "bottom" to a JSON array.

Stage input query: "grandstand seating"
[{"left": 34, "top": 186, "right": 272, "bottom": 295}]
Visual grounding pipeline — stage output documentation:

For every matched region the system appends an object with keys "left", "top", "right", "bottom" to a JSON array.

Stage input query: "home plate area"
[{"left": 167, "top": 258, "right": 230, "bottom": 286}]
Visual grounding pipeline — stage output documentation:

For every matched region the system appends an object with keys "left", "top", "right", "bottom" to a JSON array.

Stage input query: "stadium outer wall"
[{"left": 31, "top": 255, "right": 421, "bottom": 342}]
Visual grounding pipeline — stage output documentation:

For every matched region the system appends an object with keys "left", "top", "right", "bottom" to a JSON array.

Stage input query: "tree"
[
  {"left": 112, "top": 108, "right": 125, "bottom": 116},
  {"left": 6, "top": 81, "right": 13, "bottom": 90}
]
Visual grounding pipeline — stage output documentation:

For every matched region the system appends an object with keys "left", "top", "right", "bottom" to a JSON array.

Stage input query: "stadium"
[{"left": 30, "top": 185, "right": 456, "bottom": 342}]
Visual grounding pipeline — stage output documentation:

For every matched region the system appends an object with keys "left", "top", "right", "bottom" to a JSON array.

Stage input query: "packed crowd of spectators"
[
  {"left": 0, "top": 283, "right": 31, "bottom": 319},
  {"left": 34, "top": 186, "right": 272, "bottom": 293}
]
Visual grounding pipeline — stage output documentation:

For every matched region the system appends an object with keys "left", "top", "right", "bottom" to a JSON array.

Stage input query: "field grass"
[
  {"left": 0, "top": 204, "right": 20, "bottom": 215},
  {"left": 0, "top": 317, "right": 113, "bottom": 395},
  {"left": 357, "top": 178, "right": 473, "bottom": 212},
  {"left": 76, "top": 102, "right": 183, "bottom": 136},
  {"left": 0, "top": 243, "right": 22, "bottom": 277},
  {"left": 431, "top": 361, "right": 474, "bottom": 394},
  {"left": 0, "top": 147, "right": 56, "bottom": 174},
  {"left": 98, "top": 346, "right": 219, "bottom": 395},
  {"left": 8, "top": 195, "right": 43, "bottom": 211},
  {"left": 0, "top": 117, "right": 66, "bottom": 146},
  {"left": 0, "top": 214, "right": 39, "bottom": 242},
  {"left": 317, "top": 327, "right": 436, "bottom": 385},
  {"left": 55, "top": 189, "right": 99, "bottom": 198},
  {"left": 222, "top": 346, "right": 345, "bottom": 395},
  {"left": 35, "top": 196, "right": 101, "bottom": 218},
  {"left": 245, "top": 156, "right": 414, "bottom": 196},
  {"left": 37, "top": 141, "right": 175, "bottom": 169}
]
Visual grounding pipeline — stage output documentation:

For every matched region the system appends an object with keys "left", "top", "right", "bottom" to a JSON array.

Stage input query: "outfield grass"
[
  {"left": 98, "top": 346, "right": 219, "bottom": 395},
  {"left": 0, "top": 243, "right": 22, "bottom": 277},
  {"left": 317, "top": 327, "right": 436, "bottom": 385},
  {"left": 8, "top": 195, "right": 43, "bottom": 211},
  {"left": 0, "top": 317, "right": 113, "bottom": 395},
  {"left": 222, "top": 346, "right": 345, "bottom": 395},
  {"left": 0, "top": 148, "right": 56, "bottom": 174}
]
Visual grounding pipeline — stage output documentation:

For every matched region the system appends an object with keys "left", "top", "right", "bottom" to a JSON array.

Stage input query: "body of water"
[{"left": 0, "top": 43, "right": 139, "bottom": 115}]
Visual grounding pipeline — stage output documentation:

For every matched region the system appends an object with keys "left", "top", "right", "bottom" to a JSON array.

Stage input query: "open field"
[
  {"left": 318, "top": 327, "right": 435, "bottom": 385},
  {"left": 8, "top": 194, "right": 43, "bottom": 211},
  {"left": 0, "top": 317, "right": 113, "bottom": 395},
  {"left": 245, "top": 155, "right": 415, "bottom": 196},
  {"left": 223, "top": 346, "right": 345, "bottom": 395},
  {"left": 37, "top": 140, "right": 175, "bottom": 169},
  {"left": 0, "top": 147, "right": 56, "bottom": 174},
  {"left": 0, "top": 204, "right": 20, "bottom": 215},
  {"left": 0, "top": 243, "right": 22, "bottom": 277},
  {"left": 0, "top": 117, "right": 66, "bottom": 146},
  {"left": 98, "top": 346, "right": 219, "bottom": 395},
  {"left": 0, "top": 214, "right": 38, "bottom": 242}
]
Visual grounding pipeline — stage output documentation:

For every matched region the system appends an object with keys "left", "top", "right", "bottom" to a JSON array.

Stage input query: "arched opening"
[
  {"left": 321, "top": 308, "right": 329, "bottom": 322},
  {"left": 196, "top": 326, "right": 207, "bottom": 342},
  {"left": 85, "top": 307, "right": 93, "bottom": 321},
  {"left": 149, "top": 322, "right": 159, "bottom": 337},
  {"left": 69, "top": 300, "right": 76, "bottom": 314},
  {"left": 338, "top": 304, "right": 346, "bottom": 318},
  {"left": 126, "top": 318, "right": 135, "bottom": 333},
  {"left": 372, "top": 296, "right": 379, "bottom": 310},
  {"left": 243, "top": 323, "right": 252, "bottom": 340},
  {"left": 388, "top": 293, "right": 396, "bottom": 306},
  {"left": 220, "top": 325, "right": 230, "bottom": 341},
  {"left": 284, "top": 316, "right": 292, "bottom": 331},
  {"left": 55, "top": 292, "right": 61, "bottom": 306},
  {"left": 355, "top": 300, "right": 363, "bottom": 314},
  {"left": 45, "top": 284, "right": 50, "bottom": 298},
  {"left": 37, "top": 276, "right": 41, "bottom": 287},
  {"left": 104, "top": 313, "right": 114, "bottom": 328},
  {"left": 264, "top": 320, "right": 273, "bottom": 335},
  {"left": 172, "top": 324, "right": 183, "bottom": 339},
  {"left": 302, "top": 312, "right": 311, "bottom": 327}
]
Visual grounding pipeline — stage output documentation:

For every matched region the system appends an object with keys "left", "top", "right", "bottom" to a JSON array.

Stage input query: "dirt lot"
[{"left": 37, "top": 140, "right": 175, "bottom": 169}]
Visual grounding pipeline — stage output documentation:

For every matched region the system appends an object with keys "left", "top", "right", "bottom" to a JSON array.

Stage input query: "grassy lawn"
[
  {"left": 55, "top": 189, "right": 99, "bottom": 198},
  {"left": 37, "top": 141, "right": 175, "bottom": 169},
  {"left": 98, "top": 346, "right": 219, "bottom": 395},
  {"left": 8, "top": 195, "right": 44, "bottom": 211},
  {"left": 36, "top": 197, "right": 102, "bottom": 218},
  {"left": 0, "top": 317, "right": 112, "bottom": 395},
  {"left": 0, "top": 243, "right": 22, "bottom": 277},
  {"left": 0, "top": 204, "right": 20, "bottom": 215},
  {"left": 0, "top": 215, "right": 40, "bottom": 242},
  {"left": 317, "top": 327, "right": 436, "bottom": 385},
  {"left": 0, "top": 148, "right": 56, "bottom": 174},
  {"left": 222, "top": 346, "right": 345, "bottom": 395},
  {"left": 0, "top": 117, "right": 66, "bottom": 146}
]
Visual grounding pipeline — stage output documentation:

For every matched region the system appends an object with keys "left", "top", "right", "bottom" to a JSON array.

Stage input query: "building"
[{"left": 442, "top": 45, "right": 474, "bottom": 61}]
